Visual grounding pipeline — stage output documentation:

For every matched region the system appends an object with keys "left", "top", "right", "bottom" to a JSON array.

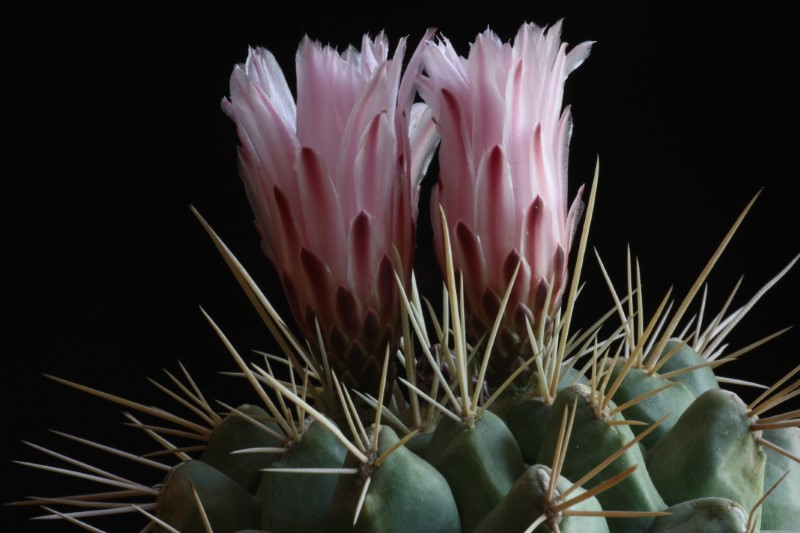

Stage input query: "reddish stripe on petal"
[
  {"left": 522, "top": 195, "right": 545, "bottom": 274},
  {"left": 336, "top": 286, "right": 361, "bottom": 337},
  {"left": 454, "top": 221, "right": 487, "bottom": 304},
  {"left": 300, "top": 248, "right": 335, "bottom": 326},
  {"left": 272, "top": 185, "right": 302, "bottom": 272},
  {"left": 476, "top": 145, "right": 515, "bottom": 277},
  {"left": 393, "top": 194, "right": 416, "bottom": 284},
  {"left": 280, "top": 272, "right": 303, "bottom": 333},
  {"left": 346, "top": 340, "right": 376, "bottom": 389},
  {"left": 502, "top": 249, "right": 522, "bottom": 288},
  {"left": 238, "top": 147, "right": 276, "bottom": 262},
  {"left": 501, "top": 249, "right": 531, "bottom": 314},
  {"left": 430, "top": 184, "right": 446, "bottom": 271},
  {"left": 514, "top": 303, "right": 535, "bottom": 335},
  {"left": 295, "top": 147, "right": 346, "bottom": 280},
  {"left": 362, "top": 309, "right": 381, "bottom": 348},
  {"left": 376, "top": 255, "right": 397, "bottom": 323},
  {"left": 438, "top": 88, "right": 474, "bottom": 220},
  {"left": 348, "top": 211, "right": 376, "bottom": 300},
  {"left": 481, "top": 287, "right": 501, "bottom": 325},
  {"left": 532, "top": 277, "right": 551, "bottom": 325},
  {"left": 550, "top": 245, "right": 567, "bottom": 313},
  {"left": 328, "top": 325, "right": 347, "bottom": 357}
]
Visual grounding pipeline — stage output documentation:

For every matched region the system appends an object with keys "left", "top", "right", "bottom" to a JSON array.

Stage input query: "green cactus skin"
[
  {"left": 473, "top": 464, "right": 609, "bottom": 533},
  {"left": 609, "top": 364, "right": 696, "bottom": 448},
  {"left": 645, "top": 388, "right": 766, "bottom": 524},
  {"left": 653, "top": 339, "right": 719, "bottom": 398},
  {"left": 505, "top": 366, "right": 589, "bottom": 463},
  {"left": 648, "top": 497, "right": 747, "bottom": 533},
  {"left": 405, "top": 430, "right": 434, "bottom": 458},
  {"left": 200, "top": 404, "right": 282, "bottom": 493},
  {"left": 425, "top": 410, "right": 525, "bottom": 533},
  {"left": 537, "top": 384, "right": 665, "bottom": 533},
  {"left": 331, "top": 425, "right": 461, "bottom": 532},
  {"left": 156, "top": 460, "right": 262, "bottom": 533},
  {"left": 760, "top": 427, "right": 800, "bottom": 531},
  {"left": 506, "top": 398, "right": 552, "bottom": 464},
  {"left": 258, "top": 417, "right": 347, "bottom": 533}
]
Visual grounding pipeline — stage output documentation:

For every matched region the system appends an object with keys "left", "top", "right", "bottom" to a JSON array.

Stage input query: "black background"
[{"left": 4, "top": 2, "right": 799, "bottom": 530}]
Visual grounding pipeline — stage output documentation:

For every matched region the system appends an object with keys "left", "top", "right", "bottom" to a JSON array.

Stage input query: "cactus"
[{"left": 9, "top": 20, "right": 800, "bottom": 533}]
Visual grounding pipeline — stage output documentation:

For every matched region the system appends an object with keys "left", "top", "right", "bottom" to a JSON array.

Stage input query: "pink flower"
[
  {"left": 418, "top": 22, "right": 591, "bottom": 380},
  {"left": 223, "top": 33, "right": 438, "bottom": 392}
]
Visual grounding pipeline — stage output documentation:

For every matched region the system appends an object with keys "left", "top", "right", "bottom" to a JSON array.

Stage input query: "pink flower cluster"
[
  {"left": 224, "top": 23, "right": 591, "bottom": 391},
  {"left": 420, "top": 22, "right": 591, "bottom": 377}
]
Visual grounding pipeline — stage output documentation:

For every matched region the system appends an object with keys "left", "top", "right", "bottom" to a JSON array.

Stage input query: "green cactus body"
[
  {"left": 157, "top": 460, "right": 262, "bottom": 533},
  {"left": 473, "top": 464, "right": 609, "bottom": 533},
  {"left": 648, "top": 497, "right": 748, "bottom": 533},
  {"left": 645, "top": 388, "right": 766, "bottom": 523},
  {"left": 258, "top": 418, "right": 347, "bottom": 533},
  {"left": 537, "top": 384, "right": 665, "bottom": 533},
  {"left": 405, "top": 430, "right": 434, "bottom": 458},
  {"left": 200, "top": 404, "right": 282, "bottom": 493},
  {"left": 331, "top": 425, "right": 461, "bottom": 532},
  {"left": 504, "top": 366, "right": 589, "bottom": 464},
  {"left": 425, "top": 410, "right": 525, "bottom": 532},
  {"left": 760, "top": 427, "right": 800, "bottom": 531},
  {"left": 506, "top": 398, "right": 552, "bottom": 464},
  {"left": 609, "top": 363, "right": 696, "bottom": 448},
  {"left": 653, "top": 339, "right": 719, "bottom": 398}
]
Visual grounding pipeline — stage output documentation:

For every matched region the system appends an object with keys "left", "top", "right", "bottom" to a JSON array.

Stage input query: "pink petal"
[
  {"left": 296, "top": 37, "right": 362, "bottom": 165},
  {"left": 435, "top": 88, "right": 474, "bottom": 223},
  {"left": 243, "top": 46, "right": 296, "bottom": 127},
  {"left": 347, "top": 211, "right": 380, "bottom": 300},
  {"left": 522, "top": 195, "right": 554, "bottom": 280},
  {"left": 475, "top": 145, "right": 516, "bottom": 275},
  {"left": 354, "top": 112, "right": 397, "bottom": 217},
  {"left": 408, "top": 103, "right": 440, "bottom": 191},
  {"left": 481, "top": 287, "right": 501, "bottom": 324},
  {"left": 271, "top": 185, "right": 302, "bottom": 274},
  {"left": 362, "top": 309, "right": 381, "bottom": 347},
  {"left": 468, "top": 33, "right": 506, "bottom": 160},
  {"left": 565, "top": 185, "right": 585, "bottom": 252},
  {"left": 501, "top": 249, "right": 532, "bottom": 314},
  {"left": 566, "top": 41, "right": 593, "bottom": 76},
  {"left": 455, "top": 220, "right": 487, "bottom": 308},
  {"left": 502, "top": 60, "right": 533, "bottom": 203},
  {"left": 294, "top": 147, "right": 346, "bottom": 280},
  {"left": 336, "top": 63, "right": 392, "bottom": 199},
  {"left": 336, "top": 286, "right": 361, "bottom": 337},
  {"left": 224, "top": 77, "right": 299, "bottom": 197},
  {"left": 549, "top": 245, "right": 567, "bottom": 312},
  {"left": 300, "top": 248, "right": 336, "bottom": 327},
  {"left": 398, "top": 28, "right": 435, "bottom": 120},
  {"left": 376, "top": 255, "right": 397, "bottom": 323}
]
